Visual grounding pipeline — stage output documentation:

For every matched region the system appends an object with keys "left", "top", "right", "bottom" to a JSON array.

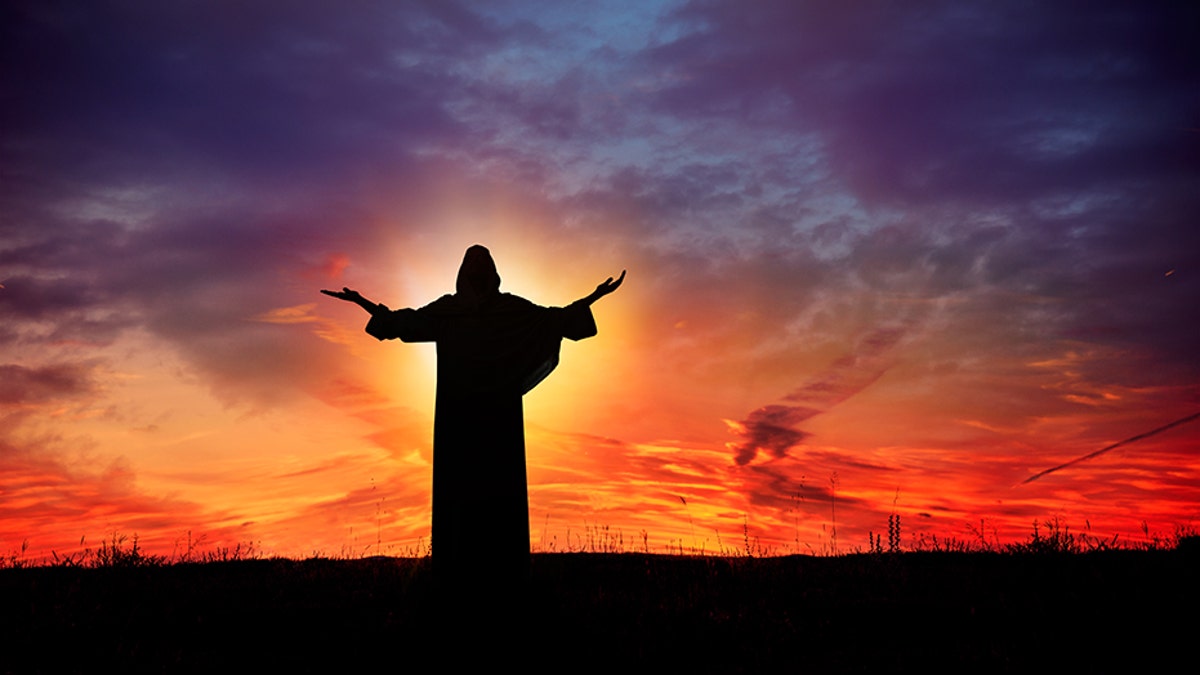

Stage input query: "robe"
[{"left": 364, "top": 282, "right": 596, "bottom": 581}]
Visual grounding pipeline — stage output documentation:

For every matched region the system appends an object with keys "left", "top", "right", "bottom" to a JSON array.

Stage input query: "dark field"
[{"left": 3, "top": 548, "right": 1195, "bottom": 673}]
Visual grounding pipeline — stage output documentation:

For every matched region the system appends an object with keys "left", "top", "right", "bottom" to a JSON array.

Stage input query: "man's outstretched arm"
[
  {"left": 320, "top": 287, "right": 387, "bottom": 315},
  {"left": 578, "top": 270, "right": 626, "bottom": 306},
  {"left": 324, "top": 287, "right": 438, "bottom": 342}
]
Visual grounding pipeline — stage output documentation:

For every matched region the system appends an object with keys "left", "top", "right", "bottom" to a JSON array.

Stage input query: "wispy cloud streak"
[{"left": 1021, "top": 411, "right": 1200, "bottom": 485}]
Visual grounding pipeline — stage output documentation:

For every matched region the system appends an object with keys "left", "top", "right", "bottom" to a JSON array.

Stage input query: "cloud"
[
  {"left": 0, "top": 362, "right": 99, "bottom": 405},
  {"left": 0, "top": 415, "right": 243, "bottom": 556},
  {"left": 654, "top": 1, "right": 1199, "bottom": 202},
  {"left": 728, "top": 322, "right": 914, "bottom": 465},
  {"left": 726, "top": 408, "right": 814, "bottom": 466},
  {"left": 255, "top": 304, "right": 320, "bottom": 325},
  {"left": 3, "top": 2, "right": 489, "bottom": 185}
]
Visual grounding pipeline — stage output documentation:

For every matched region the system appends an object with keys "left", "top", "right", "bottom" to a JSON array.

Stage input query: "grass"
[
  {"left": 900, "top": 517, "right": 1198, "bottom": 555},
  {"left": 4, "top": 514, "right": 1195, "bottom": 572},
  {"left": 2, "top": 535, "right": 1195, "bottom": 672},
  {"left": 2, "top": 532, "right": 264, "bottom": 570}
]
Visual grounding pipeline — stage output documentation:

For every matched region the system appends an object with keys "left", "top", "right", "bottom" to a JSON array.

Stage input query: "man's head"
[{"left": 456, "top": 244, "right": 502, "bottom": 299}]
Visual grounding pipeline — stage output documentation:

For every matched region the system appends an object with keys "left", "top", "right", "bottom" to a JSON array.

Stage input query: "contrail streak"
[{"left": 1021, "top": 411, "right": 1200, "bottom": 485}]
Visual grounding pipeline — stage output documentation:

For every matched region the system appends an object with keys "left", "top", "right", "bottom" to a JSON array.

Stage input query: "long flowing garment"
[{"left": 365, "top": 289, "right": 596, "bottom": 582}]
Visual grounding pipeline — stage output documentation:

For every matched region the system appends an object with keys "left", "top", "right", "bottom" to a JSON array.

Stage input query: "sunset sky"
[{"left": 3, "top": 1, "right": 1198, "bottom": 560}]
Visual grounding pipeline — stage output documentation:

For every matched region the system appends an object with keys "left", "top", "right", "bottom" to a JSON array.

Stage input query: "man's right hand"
[{"left": 321, "top": 287, "right": 364, "bottom": 303}]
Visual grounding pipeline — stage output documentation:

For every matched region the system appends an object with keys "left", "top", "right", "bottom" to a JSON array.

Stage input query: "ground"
[{"left": 2, "top": 549, "right": 1194, "bottom": 673}]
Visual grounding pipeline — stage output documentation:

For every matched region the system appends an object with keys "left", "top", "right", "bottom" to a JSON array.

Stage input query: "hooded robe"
[{"left": 364, "top": 246, "right": 596, "bottom": 579}]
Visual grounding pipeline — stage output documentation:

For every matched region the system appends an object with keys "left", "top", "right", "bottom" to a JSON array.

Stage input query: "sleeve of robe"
[
  {"left": 513, "top": 299, "right": 596, "bottom": 394},
  {"left": 363, "top": 303, "right": 439, "bottom": 343}
]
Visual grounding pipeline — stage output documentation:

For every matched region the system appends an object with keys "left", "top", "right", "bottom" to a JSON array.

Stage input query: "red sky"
[{"left": 3, "top": 1, "right": 1198, "bottom": 561}]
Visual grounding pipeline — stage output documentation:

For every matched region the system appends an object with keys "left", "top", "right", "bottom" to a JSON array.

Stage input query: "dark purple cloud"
[
  {"left": 1, "top": 1, "right": 498, "bottom": 185},
  {"left": 730, "top": 405, "right": 814, "bottom": 465},
  {"left": 729, "top": 323, "right": 912, "bottom": 465},
  {"left": 0, "top": 362, "right": 97, "bottom": 405},
  {"left": 652, "top": 1, "right": 1199, "bottom": 200}
]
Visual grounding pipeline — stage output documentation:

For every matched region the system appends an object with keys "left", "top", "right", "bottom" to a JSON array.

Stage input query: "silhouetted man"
[{"left": 323, "top": 245, "right": 623, "bottom": 587}]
